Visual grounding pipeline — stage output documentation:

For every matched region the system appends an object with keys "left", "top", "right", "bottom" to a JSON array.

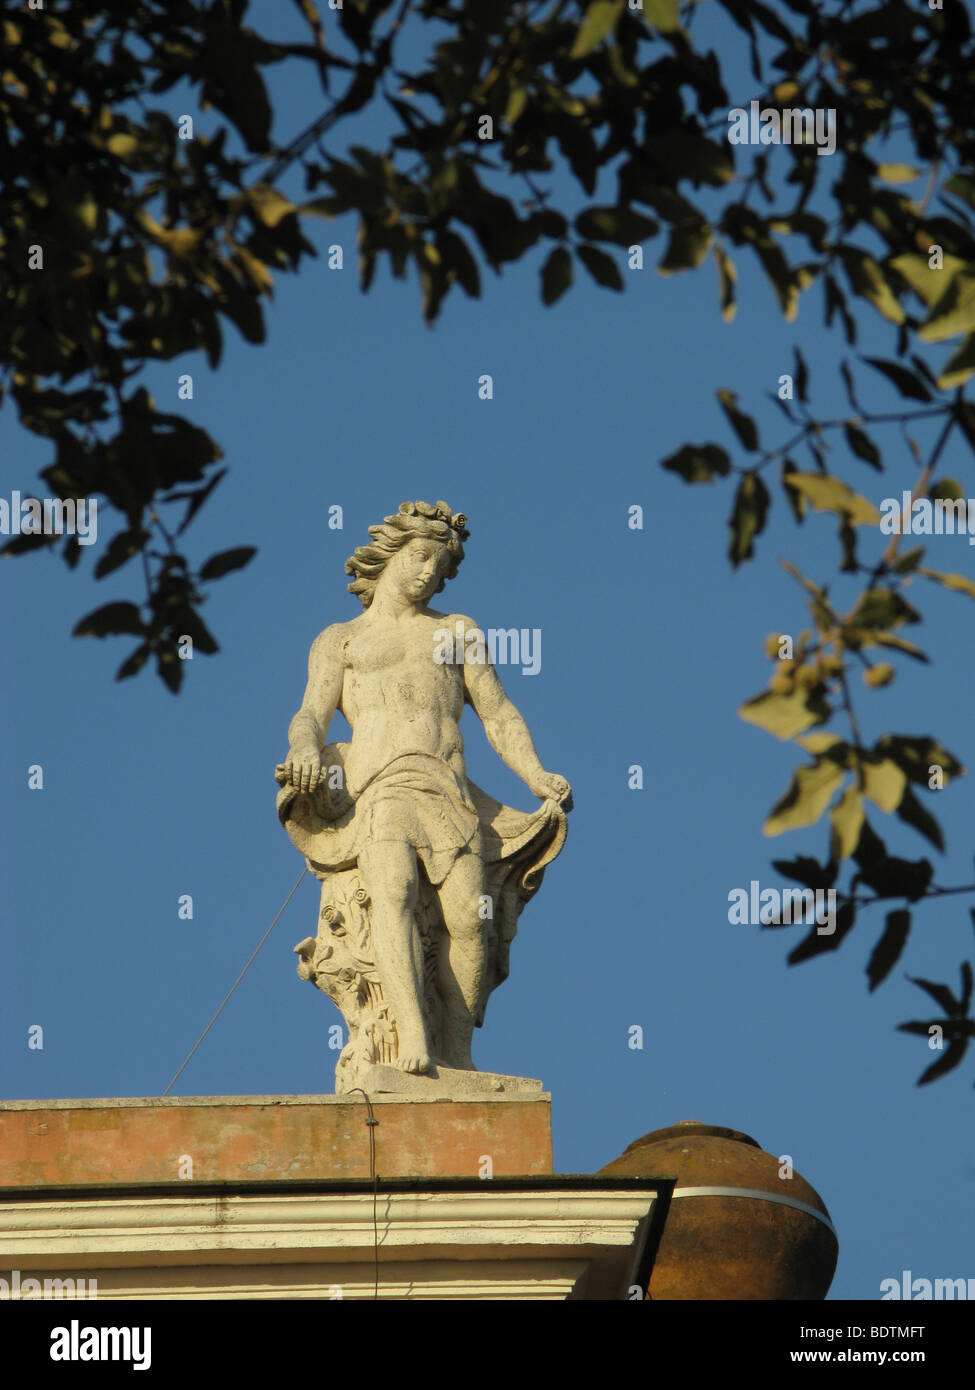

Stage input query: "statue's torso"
[{"left": 335, "top": 612, "right": 467, "bottom": 794}]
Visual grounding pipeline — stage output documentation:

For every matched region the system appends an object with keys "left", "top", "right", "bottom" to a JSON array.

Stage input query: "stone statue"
[{"left": 275, "top": 500, "right": 571, "bottom": 1095}]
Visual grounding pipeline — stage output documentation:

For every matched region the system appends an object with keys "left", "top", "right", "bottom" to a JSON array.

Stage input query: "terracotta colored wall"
[{"left": 0, "top": 1095, "right": 552, "bottom": 1187}]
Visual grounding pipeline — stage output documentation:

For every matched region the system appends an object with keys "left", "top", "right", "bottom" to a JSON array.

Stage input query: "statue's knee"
[{"left": 446, "top": 913, "right": 484, "bottom": 946}]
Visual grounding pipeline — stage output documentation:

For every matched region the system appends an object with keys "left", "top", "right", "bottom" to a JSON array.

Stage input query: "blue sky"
[{"left": 2, "top": 1, "right": 973, "bottom": 1300}]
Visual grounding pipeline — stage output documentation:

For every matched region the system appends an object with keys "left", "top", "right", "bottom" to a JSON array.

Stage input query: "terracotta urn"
[{"left": 600, "top": 1121, "right": 838, "bottom": 1299}]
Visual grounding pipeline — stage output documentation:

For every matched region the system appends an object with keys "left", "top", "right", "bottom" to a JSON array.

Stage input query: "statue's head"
[{"left": 346, "top": 500, "right": 469, "bottom": 609}]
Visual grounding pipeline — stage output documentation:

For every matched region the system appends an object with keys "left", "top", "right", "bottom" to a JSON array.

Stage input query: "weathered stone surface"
[
  {"left": 0, "top": 1094, "right": 553, "bottom": 1186},
  {"left": 277, "top": 500, "right": 571, "bottom": 1095},
  {"left": 357, "top": 1064, "right": 543, "bottom": 1099},
  {"left": 0, "top": 1183, "right": 664, "bottom": 1300}
]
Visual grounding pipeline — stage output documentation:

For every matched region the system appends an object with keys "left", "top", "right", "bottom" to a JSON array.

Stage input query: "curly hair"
[{"left": 345, "top": 500, "right": 470, "bottom": 609}]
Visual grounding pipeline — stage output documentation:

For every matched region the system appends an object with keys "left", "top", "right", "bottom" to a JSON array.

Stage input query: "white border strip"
[{"left": 670, "top": 1186, "right": 837, "bottom": 1238}]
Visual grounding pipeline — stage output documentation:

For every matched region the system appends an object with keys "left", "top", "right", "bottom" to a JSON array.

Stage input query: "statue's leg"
[
  {"left": 358, "top": 837, "right": 431, "bottom": 1075},
  {"left": 437, "top": 851, "right": 487, "bottom": 1070}
]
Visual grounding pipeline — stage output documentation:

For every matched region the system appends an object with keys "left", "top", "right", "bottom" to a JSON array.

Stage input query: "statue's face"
[{"left": 385, "top": 536, "right": 451, "bottom": 602}]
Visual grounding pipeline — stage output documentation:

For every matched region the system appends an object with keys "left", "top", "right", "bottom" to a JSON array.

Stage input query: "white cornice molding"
[
  {"left": 0, "top": 1187, "right": 660, "bottom": 1300},
  {"left": 1, "top": 1188, "right": 659, "bottom": 1257}
]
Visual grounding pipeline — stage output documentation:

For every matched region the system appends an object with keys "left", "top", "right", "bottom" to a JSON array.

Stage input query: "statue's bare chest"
[{"left": 341, "top": 623, "right": 460, "bottom": 711}]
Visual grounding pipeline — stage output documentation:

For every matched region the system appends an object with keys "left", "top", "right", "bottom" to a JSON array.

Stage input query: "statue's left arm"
[{"left": 462, "top": 625, "right": 571, "bottom": 807}]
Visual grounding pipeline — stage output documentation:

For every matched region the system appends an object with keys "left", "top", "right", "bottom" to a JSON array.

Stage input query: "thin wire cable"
[
  {"left": 346, "top": 1087, "right": 380, "bottom": 1299},
  {"left": 162, "top": 868, "right": 308, "bottom": 1097}
]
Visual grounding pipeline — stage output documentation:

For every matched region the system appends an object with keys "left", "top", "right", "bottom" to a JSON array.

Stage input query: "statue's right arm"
[{"left": 284, "top": 626, "right": 345, "bottom": 793}]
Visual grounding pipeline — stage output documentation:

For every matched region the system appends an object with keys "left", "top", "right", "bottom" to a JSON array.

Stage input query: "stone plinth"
[
  {"left": 355, "top": 1065, "right": 543, "bottom": 1098},
  {"left": 0, "top": 1093, "right": 552, "bottom": 1187},
  {"left": 0, "top": 1095, "right": 667, "bottom": 1300}
]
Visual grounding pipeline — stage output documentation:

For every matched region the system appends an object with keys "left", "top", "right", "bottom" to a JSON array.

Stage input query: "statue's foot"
[{"left": 393, "top": 1049, "right": 432, "bottom": 1075}]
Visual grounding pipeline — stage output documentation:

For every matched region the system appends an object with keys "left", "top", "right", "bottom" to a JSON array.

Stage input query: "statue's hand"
[
  {"left": 282, "top": 747, "right": 323, "bottom": 794},
  {"left": 529, "top": 771, "right": 572, "bottom": 809}
]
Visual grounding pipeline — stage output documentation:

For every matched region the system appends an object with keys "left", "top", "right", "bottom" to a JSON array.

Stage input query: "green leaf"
[
  {"left": 174, "top": 606, "right": 219, "bottom": 655},
  {"left": 917, "top": 567, "right": 975, "bottom": 600},
  {"left": 713, "top": 242, "right": 737, "bottom": 322},
  {"left": 1, "top": 526, "right": 56, "bottom": 555},
  {"left": 839, "top": 247, "right": 905, "bottom": 324},
  {"left": 830, "top": 784, "right": 864, "bottom": 861},
  {"left": 575, "top": 206, "right": 659, "bottom": 245},
  {"left": 896, "top": 786, "right": 945, "bottom": 852},
  {"left": 156, "top": 646, "right": 184, "bottom": 695},
  {"left": 852, "top": 588, "right": 920, "bottom": 630},
  {"left": 658, "top": 222, "right": 712, "bottom": 275},
  {"left": 202, "top": 34, "right": 272, "bottom": 152},
  {"left": 214, "top": 262, "right": 266, "bottom": 344},
  {"left": 917, "top": 1041, "right": 969, "bottom": 1086},
  {"left": 771, "top": 855, "right": 837, "bottom": 890},
  {"left": 575, "top": 244, "right": 624, "bottom": 290},
  {"left": 863, "top": 661, "right": 894, "bottom": 687},
  {"left": 793, "top": 348, "right": 809, "bottom": 403},
  {"left": 852, "top": 817, "right": 886, "bottom": 872},
  {"left": 107, "top": 133, "right": 139, "bottom": 160},
  {"left": 919, "top": 269, "right": 975, "bottom": 343},
  {"left": 876, "top": 164, "right": 920, "bottom": 184},
  {"left": 299, "top": 197, "right": 339, "bottom": 218},
  {"left": 908, "top": 975, "right": 958, "bottom": 1016},
  {"left": 753, "top": 241, "right": 799, "bottom": 321},
  {"left": 824, "top": 272, "right": 856, "bottom": 344},
  {"left": 943, "top": 174, "right": 975, "bottom": 209},
  {"left": 116, "top": 643, "right": 151, "bottom": 681},
  {"left": 796, "top": 733, "right": 849, "bottom": 757},
  {"left": 781, "top": 459, "right": 805, "bottom": 522},
  {"left": 862, "top": 758, "right": 907, "bottom": 813},
  {"left": 937, "top": 333, "right": 975, "bottom": 389},
  {"left": 437, "top": 230, "right": 481, "bottom": 299},
  {"left": 891, "top": 548, "right": 926, "bottom": 576},
  {"left": 740, "top": 686, "right": 830, "bottom": 741},
  {"left": 898, "top": 1018, "right": 952, "bottom": 1038},
  {"left": 661, "top": 443, "right": 731, "bottom": 483},
  {"left": 867, "top": 910, "right": 911, "bottom": 991},
  {"left": 244, "top": 184, "right": 294, "bottom": 227},
  {"left": 890, "top": 252, "right": 965, "bottom": 305},
  {"left": 169, "top": 468, "right": 228, "bottom": 537},
  {"left": 875, "top": 632, "right": 929, "bottom": 663},
  {"left": 199, "top": 546, "right": 257, "bottom": 580},
  {"left": 839, "top": 360, "right": 861, "bottom": 415},
  {"left": 875, "top": 734, "right": 964, "bottom": 785},
  {"left": 861, "top": 357, "right": 932, "bottom": 402},
  {"left": 505, "top": 84, "right": 528, "bottom": 125},
  {"left": 844, "top": 423, "right": 883, "bottom": 470},
  {"left": 643, "top": 0, "right": 680, "bottom": 32},
  {"left": 716, "top": 388, "right": 759, "bottom": 450},
  {"left": 541, "top": 246, "right": 573, "bottom": 306},
  {"left": 3, "top": 509, "right": 65, "bottom": 561},
  {"left": 94, "top": 528, "right": 149, "bottom": 579},
  {"left": 783, "top": 473, "right": 880, "bottom": 526},
  {"left": 728, "top": 469, "right": 770, "bottom": 566},
  {"left": 763, "top": 758, "right": 846, "bottom": 836},
  {"left": 73, "top": 602, "right": 145, "bottom": 638},
  {"left": 787, "top": 901, "right": 856, "bottom": 965},
  {"left": 839, "top": 517, "right": 859, "bottom": 574},
  {"left": 553, "top": 121, "right": 598, "bottom": 195},
  {"left": 655, "top": 131, "right": 734, "bottom": 188},
  {"left": 570, "top": 0, "right": 625, "bottom": 59}
]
